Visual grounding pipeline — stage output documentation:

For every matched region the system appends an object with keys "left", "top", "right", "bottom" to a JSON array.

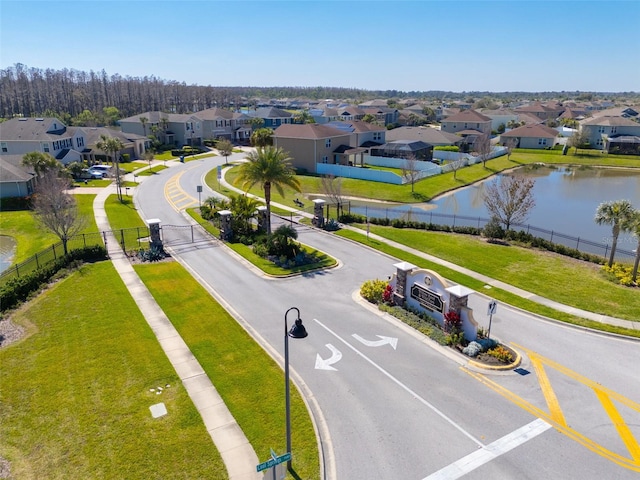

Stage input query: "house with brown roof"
[
  {"left": 499, "top": 123, "right": 559, "bottom": 149},
  {"left": 579, "top": 116, "right": 640, "bottom": 153},
  {"left": 514, "top": 102, "right": 564, "bottom": 121},
  {"left": 273, "top": 124, "right": 353, "bottom": 173},
  {"left": 440, "top": 109, "right": 492, "bottom": 137}
]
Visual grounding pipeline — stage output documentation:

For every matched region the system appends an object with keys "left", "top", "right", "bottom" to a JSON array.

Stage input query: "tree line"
[{"left": 2, "top": 63, "right": 637, "bottom": 121}]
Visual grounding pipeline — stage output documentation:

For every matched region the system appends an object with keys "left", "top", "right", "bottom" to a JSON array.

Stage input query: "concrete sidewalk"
[
  {"left": 92, "top": 184, "right": 261, "bottom": 480},
  {"left": 217, "top": 169, "right": 638, "bottom": 332}
]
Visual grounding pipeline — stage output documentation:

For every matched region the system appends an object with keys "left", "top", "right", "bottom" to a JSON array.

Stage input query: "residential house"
[
  {"left": 480, "top": 109, "right": 521, "bottom": 131},
  {"left": 370, "top": 140, "right": 433, "bottom": 162},
  {"left": 385, "top": 126, "right": 463, "bottom": 147},
  {"left": 0, "top": 154, "right": 36, "bottom": 198},
  {"left": 119, "top": 111, "right": 202, "bottom": 147},
  {"left": 514, "top": 102, "right": 564, "bottom": 121},
  {"left": 359, "top": 106, "right": 399, "bottom": 126},
  {"left": 499, "top": 123, "right": 559, "bottom": 149},
  {"left": 195, "top": 108, "right": 252, "bottom": 143},
  {"left": 0, "top": 117, "right": 87, "bottom": 164},
  {"left": 82, "top": 127, "right": 147, "bottom": 163},
  {"left": 440, "top": 110, "right": 492, "bottom": 137},
  {"left": 325, "top": 121, "right": 386, "bottom": 148},
  {"left": 591, "top": 106, "right": 639, "bottom": 119},
  {"left": 246, "top": 107, "right": 294, "bottom": 129},
  {"left": 273, "top": 124, "right": 352, "bottom": 173},
  {"left": 579, "top": 116, "right": 640, "bottom": 154}
]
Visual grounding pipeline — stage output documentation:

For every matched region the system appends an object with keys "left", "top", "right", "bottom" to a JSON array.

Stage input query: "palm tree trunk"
[
  {"left": 608, "top": 226, "right": 619, "bottom": 268},
  {"left": 265, "top": 182, "right": 271, "bottom": 234},
  {"left": 632, "top": 239, "right": 640, "bottom": 283}
]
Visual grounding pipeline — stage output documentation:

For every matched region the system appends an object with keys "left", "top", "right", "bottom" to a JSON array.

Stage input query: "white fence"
[{"left": 317, "top": 162, "right": 404, "bottom": 184}]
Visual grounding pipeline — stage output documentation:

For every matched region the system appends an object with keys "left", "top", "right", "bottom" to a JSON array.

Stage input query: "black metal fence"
[{"left": 340, "top": 202, "right": 636, "bottom": 262}]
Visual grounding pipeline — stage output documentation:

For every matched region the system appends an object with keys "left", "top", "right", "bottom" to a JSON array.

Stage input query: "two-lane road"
[{"left": 134, "top": 158, "right": 640, "bottom": 479}]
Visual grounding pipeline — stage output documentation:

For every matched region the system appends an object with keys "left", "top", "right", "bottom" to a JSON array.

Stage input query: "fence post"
[
  {"left": 550, "top": 231, "right": 554, "bottom": 243},
  {"left": 35, "top": 252, "right": 40, "bottom": 269},
  {"left": 120, "top": 229, "right": 125, "bottom": 250},
  {"left": 52, "top": 244, "right": 56, "bottom": 260},
  {"left": 576, "top": 238, "right": 580, "bottom": 250},
  {"left": 604, "top": 244, "right": 609, "bottom": 260},
  {"left": 453, "top": 215, "right": 456, "bottom": 228}
]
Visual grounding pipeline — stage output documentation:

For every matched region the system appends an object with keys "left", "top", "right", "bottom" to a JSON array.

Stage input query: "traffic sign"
[
  {"left": 217, "top": 165, "right": 222, "bottom": 179},
  {"left": 487, "top": 300, "right": 497, "bottom": 316},
  {"left": 257, "top": 452, "right": 291, "bottom": 472}
]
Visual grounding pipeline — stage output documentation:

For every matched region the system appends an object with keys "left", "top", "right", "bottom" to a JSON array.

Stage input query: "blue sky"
[{"left": 1, "top": 1, "right": 638, "bottom": 92}]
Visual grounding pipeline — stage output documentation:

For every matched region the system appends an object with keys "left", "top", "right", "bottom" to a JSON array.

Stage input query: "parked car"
[
  {"left": 78, "top": 168, "right": 104, "bottom": 179},
  {"left": 87, "top": 165, "right": 112, "bottom": 177}
]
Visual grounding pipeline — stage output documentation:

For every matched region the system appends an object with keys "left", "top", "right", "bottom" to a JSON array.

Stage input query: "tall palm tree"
[
  {"left": 139, "top": 116, "right": 148, "bottom": 136},
  {"left": 21, "top": 152, "right": 60, "bottom": 180},
  {"left": 96, "top": 134, "right": 125, "bottom": 201},
  {"left": 595, "top": 199, "right": 635, "bottom": 267},
  {"left": 622, "top": 209, "right": 640, "bottom": 283},
  {"left": 235, "top": 146, "right": 301, "bottom": 234}
]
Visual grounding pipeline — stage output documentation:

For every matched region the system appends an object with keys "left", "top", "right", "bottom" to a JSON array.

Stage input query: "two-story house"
[
  {"left": 119, "top": 111, "right": 202, "bottom": 147},
  {"left": 0, "top": 117, "right": 87, "bottom": 164},
  {"left": 440, "top": 109, "right": 492, "bottom": 138},
  {"left": 195, "top": 108, "right": 252, "bottom": 143},
  {"left": 247, "top": 107, "right": 294, "bottom": 129},
  {"left": 273, "top": 124, "right": 354, "bottom": 173},
  {"left": 579, "top": 116, "right": 640, "bottom": 154}
]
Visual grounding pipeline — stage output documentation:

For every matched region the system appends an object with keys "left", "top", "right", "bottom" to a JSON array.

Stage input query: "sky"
[{"left": 1, "top": 0, "right": 639, "bottom": 93}]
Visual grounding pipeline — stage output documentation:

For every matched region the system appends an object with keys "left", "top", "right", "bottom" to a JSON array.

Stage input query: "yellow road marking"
[
  {"left": 163, "top": 171, "right": 199, "bottom": 212},
  {"left": 594, "top": 388, "right": 640, "bottom": 462},
  {"left": 528, "top": 353, "right": 567, "bottom": 427},
  {"left": 463, "top": 349, "right": 640, "bottom": 472}
]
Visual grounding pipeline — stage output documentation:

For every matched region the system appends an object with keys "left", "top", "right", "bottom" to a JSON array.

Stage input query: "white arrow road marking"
[
  {"left": 352, "top": 334, "right": 398, "bottom": 350},
  {"left": 315, "top": 344, "right": 342, "bottom": 371}
]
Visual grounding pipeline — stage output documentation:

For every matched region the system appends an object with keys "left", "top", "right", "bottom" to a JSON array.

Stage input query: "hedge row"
[{"left": 0, "top": 246, "right": 107, "bottom": 313}]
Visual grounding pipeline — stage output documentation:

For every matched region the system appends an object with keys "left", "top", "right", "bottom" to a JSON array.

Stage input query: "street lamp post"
[{"left": 284, "top": 307, "right": 308, "bottom": 471}]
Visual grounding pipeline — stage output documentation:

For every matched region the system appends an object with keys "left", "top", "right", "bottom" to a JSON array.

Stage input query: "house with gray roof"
[
  {"left": 195, "top": 107, "right": 252, "bottom": 143},
  {"left": 440, "top": 110, "right": 492, "bottom": 137},
  {"left": 119, "top": 111, "right": 202, "bottom": 147},
  {"left": 246, "top": 107, "right": 294, "bottom": 129},
  {"left": 0, "top": 154, "right": 36, "bottom": 198},
  {"left": 386, "top": 126, "right": 463, "bottom": 147},
  {"left": 579, "top": 116, "right": 640, "bottom": 153},
  {"left": 370, "top": 140, "right": 433, "bottom": 162},
  {"left": 0, "top": 117, "right": 87, "bottom": 164}
]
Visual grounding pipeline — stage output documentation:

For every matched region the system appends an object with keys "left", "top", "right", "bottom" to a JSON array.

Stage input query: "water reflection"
[
  {"left": 349, "top": 166, "right": 640, "bottom": 248},
  {"left": 0, "top": 235, "right": 17, "bottom": 274}
]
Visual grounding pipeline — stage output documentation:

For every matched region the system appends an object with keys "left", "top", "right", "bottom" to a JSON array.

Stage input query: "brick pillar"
[
  {"left": 256, "top": 206, "right": 268, "bottom": 233},
  {"left": 312, "top": 199, "right": 326, "bottom": 228},
  {"left": 218, "top": 210, "right": 233, "bottom": 241},
  {"left": 146, "top": 218, "right": 163, "bottom": 250},
  {"left": 392, "top": 261, "right": 416, "bottom": 307}
]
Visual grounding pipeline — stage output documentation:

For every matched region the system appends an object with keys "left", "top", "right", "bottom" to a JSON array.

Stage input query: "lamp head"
[{"left": 288, "top": 318, "right": 308, "bottom": 339}]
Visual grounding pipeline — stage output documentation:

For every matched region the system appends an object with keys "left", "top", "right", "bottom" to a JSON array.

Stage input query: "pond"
[
  {"left": 0, "top": 235, "right": 17, "bottom": 274},
  {"left": 347, "top": 165, "right": 640, "bottom": 258}
]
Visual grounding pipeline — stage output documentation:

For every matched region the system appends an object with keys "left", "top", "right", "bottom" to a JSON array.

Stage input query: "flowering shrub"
[
  {"left": 382, "top": 284, "right": 394, "bottom": 305},
  {"left": 486, "top": 345, "right": 514, "bottom": 363},
  {"left": 463, "top": 341, "right": 482, "bottom": 357},
  {"left": 360, "top": 279, "right": 388, "bottom": 304},
  {"left": 443, "top": 310, "right": 461, "bottom": 334},
  {"left": 602, "top": 263, "right": 635, "bottom": 287}
]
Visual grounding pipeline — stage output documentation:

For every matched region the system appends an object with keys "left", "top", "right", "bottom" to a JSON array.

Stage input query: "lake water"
[
  {"left": 0, "top": 235, "right": 17, "bottom": 273},
  {"left": 349, "top": 165, "right": 640, "bottom": 257}
]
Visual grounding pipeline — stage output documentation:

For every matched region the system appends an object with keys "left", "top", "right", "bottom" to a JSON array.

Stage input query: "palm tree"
[
  {"left": 250, "top": 127, "right": 273, "bottom": 147},
  {"left": 96, "top": 134, "right": 125, "bottom": 201},
  {"left": 595, "top": 200, "right": 635, "bottom": 267},
  {"left": 139, "top": 116, "right": 148, "bottom": 136},
  {"left": 622, "top": 209, "right": 640, "bottom": 284},
  {"left": 21, "top": 152, "right": 60, "bottom": 180},
  {"left": 235, "top": 146, "right": 301, "bottom": 234}
]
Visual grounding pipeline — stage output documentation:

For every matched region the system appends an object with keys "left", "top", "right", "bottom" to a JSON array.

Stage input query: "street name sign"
[{"left": 257, "top": 452, "right": 291, "bottom": 472}]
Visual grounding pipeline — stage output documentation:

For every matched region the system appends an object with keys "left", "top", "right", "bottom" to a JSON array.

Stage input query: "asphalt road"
[{"left": 134, "top": 154, "right": 640, "bottom": 479}]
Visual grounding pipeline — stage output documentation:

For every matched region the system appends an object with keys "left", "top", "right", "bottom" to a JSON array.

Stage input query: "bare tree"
[
  {"left": 320, "top": 175, "right": 346, "bottom": 218},
  {"left": 568, "top": 128, "right": 589, "bottom": 154},
  {"left": 32, "top": 170, "right": 87, "bottom": 254},
  {"left": 483, "top": 174, "right": 536, "bottom": 230},
  {"left": 401, "top": 155, "right": 421, "bottom": 193},
  {"left": 449, "top": 157, "right": 468, "bottom": 181},
  {"left": 504, "top": 137, "right": 518, "bottom": 161},
  {"left": 474, "top": 134, "right": 492, "bottom": 168}
]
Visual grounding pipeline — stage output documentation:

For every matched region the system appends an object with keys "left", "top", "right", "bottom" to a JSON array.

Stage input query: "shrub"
[
  {"left": 483, "top": 216, "right": 505, "bottom": 240},
  {"left": 136, "top": 245, "right": 166, "bottom": 262},
  {"left": 602, "top": 263, "right": 635, "bottom": 287},
  {"left": 382, "top": 284, "right": 394, "bottom": 305},
  {"left": 323, "top": 218, "right": 341, "bottom": 231},
  {"left": 434, "top": 146, "right": 460, "bottom": 152},
  {"left": 443, "top": 310, "right": 461, "bottom": 334},
  {"left": 360, "top": 279, "right": 388, "bottom": 304},
  {"left": 463, "top": 341, "right": 482, "bottom": 357},
  {"left": 486, "top": 345, "right": 514, "bottom": 363}
]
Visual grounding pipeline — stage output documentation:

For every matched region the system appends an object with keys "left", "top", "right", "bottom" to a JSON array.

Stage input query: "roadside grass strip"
[
  {"left": 0, "top": 262, "right": 226, "bottom": 479},
  {"left": 135, "top": 261, "right": 321, "bottom": 479}
]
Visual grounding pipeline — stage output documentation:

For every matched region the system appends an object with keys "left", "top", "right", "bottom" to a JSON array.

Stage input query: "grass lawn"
[
  {"left": 105, "top": 194, "right": 147, "bottom": 231},
  {"left": 119, "top": 161, "right": 147, "bottom": 173},
  {"left": 186, "top": 208, "right": 337, "bottom": 275},
  {"left": 136, "top": 165, "right": 168, "bottom": 176},
  {"left": 0, "top": 262, "right": 226, "bottom": 478},
  {"left": 135, "top": 262, "right": 320, "bottom": 479},
  {"left": 339, "top": 225, "right": 640, "bottom": 326},
  {"left": 0, "top": 195, "right": 98, "bottom": 263},
  {"left": 71, "top": 178, "right": 112, "bottom": 188}
]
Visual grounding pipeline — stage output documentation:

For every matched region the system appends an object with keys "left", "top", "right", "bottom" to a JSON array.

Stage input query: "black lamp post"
[{"left": 284, "top": 307, "right": 308, "bottom": 470}]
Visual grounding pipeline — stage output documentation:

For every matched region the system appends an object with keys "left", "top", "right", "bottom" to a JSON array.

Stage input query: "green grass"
[
  {"left": 0, "top": 262, "right": 226, "bottom": 479},
  {"left": 136, "top": 165, "right": 168, "bottom": 176},
  {"left": 0, "top": 195, "right": 97, "bottom": 263},
  {"left": 105, "top": 194, "right": 146, "bottom": 231},
  {"left": 71, "top": 178, "right": 112, "bottom": 188},
  {"left": 119, "top": 161, "right": 147, "bottom": 173},
  {"left": 185, "top": 208, "right": 337, "bottom": 275},
  {"left": 337, "top": 226, "right": 640, "bottom": 332},
  {"left": 135, "top": 262, "right": 320, "bottom": 479}
]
